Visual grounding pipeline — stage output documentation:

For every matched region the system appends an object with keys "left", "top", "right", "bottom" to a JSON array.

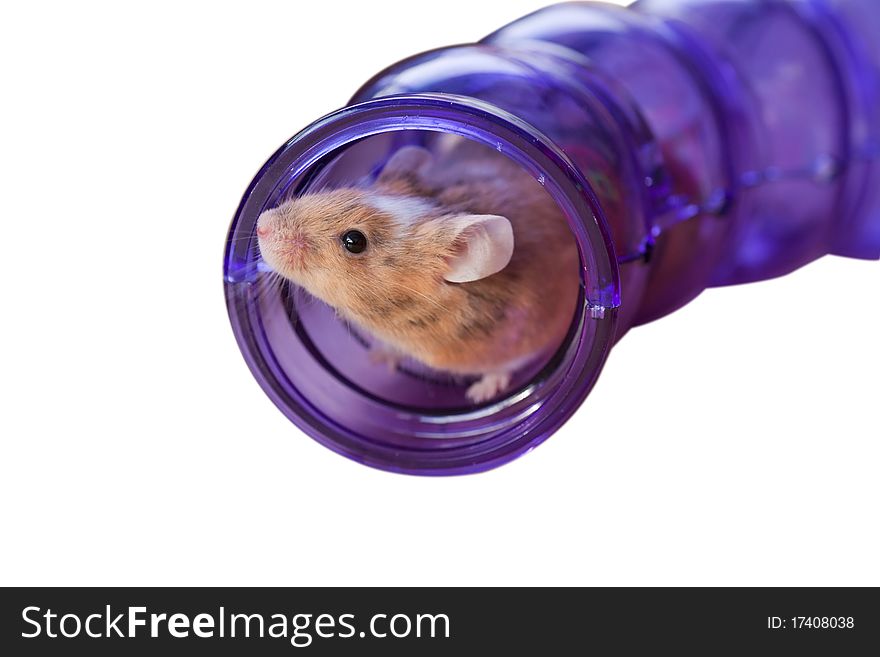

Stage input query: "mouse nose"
[{"left": 256, "top": 209, "right": 278, "bottom": 238}]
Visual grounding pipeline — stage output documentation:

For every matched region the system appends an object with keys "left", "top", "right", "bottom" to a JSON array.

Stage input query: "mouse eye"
[{"left": 341, "top": 230, "right": 367, "bottom": 254}]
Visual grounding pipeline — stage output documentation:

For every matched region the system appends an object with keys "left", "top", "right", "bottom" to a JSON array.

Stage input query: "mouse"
[{"left": 256, "top": 138, "right": 580, "bottom": 403}]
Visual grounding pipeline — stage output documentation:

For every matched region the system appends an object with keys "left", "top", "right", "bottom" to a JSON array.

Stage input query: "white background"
[{"left": 1, "top": 0, "right": 877, "bottom": 586}]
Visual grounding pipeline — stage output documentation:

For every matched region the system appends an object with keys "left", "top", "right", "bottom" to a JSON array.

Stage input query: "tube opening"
[{"left": 224, "top": 95, "right": 619, "bottom": 473}]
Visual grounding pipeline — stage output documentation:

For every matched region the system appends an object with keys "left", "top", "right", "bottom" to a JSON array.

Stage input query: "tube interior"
[{"left": 251, "top": 132, "right": 582, "bottom": 415}]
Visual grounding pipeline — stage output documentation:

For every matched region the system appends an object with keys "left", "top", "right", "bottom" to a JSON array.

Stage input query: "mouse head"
[{"left": 256, "top": 147, "right": 514, "bottom": 326}]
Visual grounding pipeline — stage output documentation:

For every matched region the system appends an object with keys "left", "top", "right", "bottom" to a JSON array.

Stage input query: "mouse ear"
[
  {"left": 443, "top": 214, "right": 515, "bottom": 283},
  {"left": 378, "top": 146, "right": 433, "bottom": 184}
]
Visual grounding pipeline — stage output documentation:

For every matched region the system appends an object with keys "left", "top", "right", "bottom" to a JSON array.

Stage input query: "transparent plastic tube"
[{"left": 224, "top": 0, "right": 879, "bottom": 474}]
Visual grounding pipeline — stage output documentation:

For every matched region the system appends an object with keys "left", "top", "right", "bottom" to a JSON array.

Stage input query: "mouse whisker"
[{"left": 245, "top": 272, "right": 286, "bottom": 301}]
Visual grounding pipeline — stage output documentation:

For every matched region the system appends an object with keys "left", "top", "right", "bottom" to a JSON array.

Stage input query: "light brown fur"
[{"left": 257, "top": 140, "right": 580, "bottom": 401}]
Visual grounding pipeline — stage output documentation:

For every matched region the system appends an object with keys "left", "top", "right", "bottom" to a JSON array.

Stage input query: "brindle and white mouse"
[{"left": 256, "top": 139, "right": 579, "bottom": 402}]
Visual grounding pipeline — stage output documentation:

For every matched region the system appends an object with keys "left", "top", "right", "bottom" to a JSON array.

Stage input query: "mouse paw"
[
  {"left": 368, "top": 345, "right": 401, "bottom": 372},
  {"left": 466, "top": 372, "right": 511, "bottom": 404}
]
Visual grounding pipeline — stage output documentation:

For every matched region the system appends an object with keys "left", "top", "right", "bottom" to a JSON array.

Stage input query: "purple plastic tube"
[{"left": 224, "top": 0, "right": 880, "bottom": 474}]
